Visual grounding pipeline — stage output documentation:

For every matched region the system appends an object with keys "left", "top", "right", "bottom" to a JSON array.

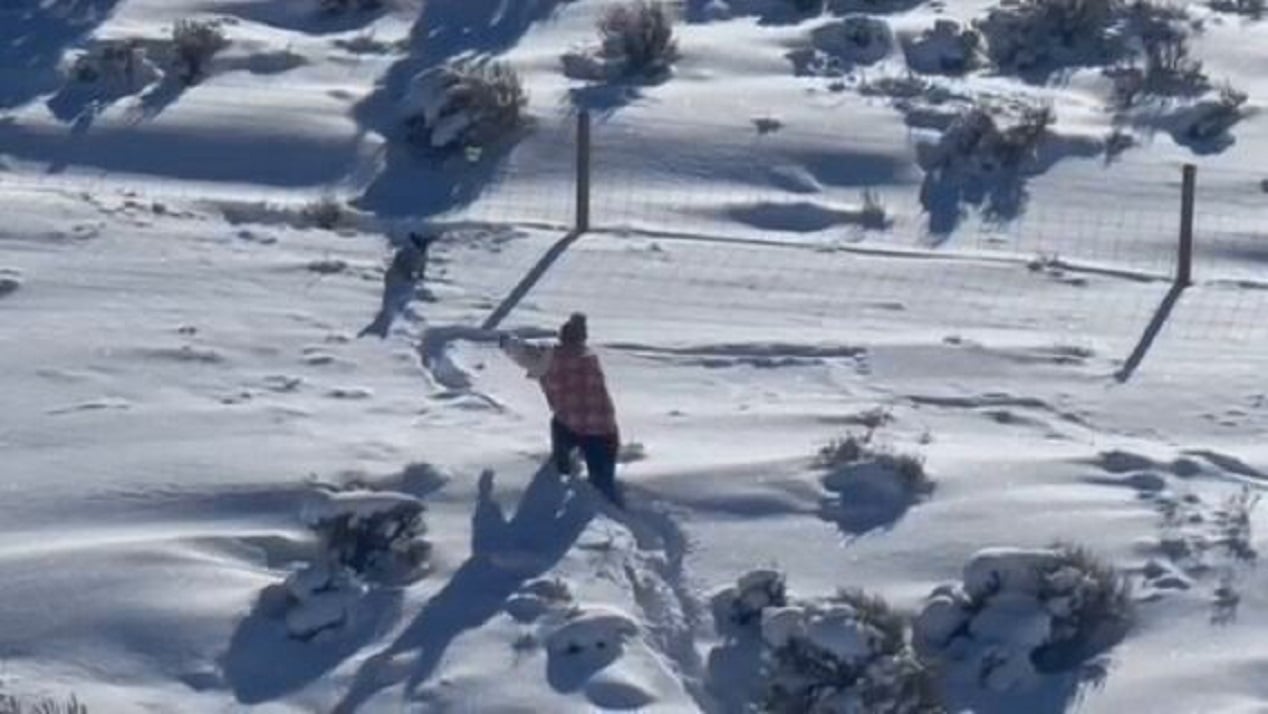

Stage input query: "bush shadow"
[{"left": 332, "top": 464, "right": 593, "bottom": 712}]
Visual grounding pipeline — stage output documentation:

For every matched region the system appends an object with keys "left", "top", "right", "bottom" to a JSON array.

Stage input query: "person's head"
[{"left": 558, "top": 312, "right": 588, "bottom": 349}]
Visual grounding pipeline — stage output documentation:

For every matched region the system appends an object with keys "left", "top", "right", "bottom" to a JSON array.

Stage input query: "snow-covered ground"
[{"left": 3, "top": 0, "right": 1268, "bottom": 711}]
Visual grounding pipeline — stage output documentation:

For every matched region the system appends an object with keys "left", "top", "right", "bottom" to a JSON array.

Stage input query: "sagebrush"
[
  {"left": 762, "top": 589, "right": 943, "bottom": 713},
  {"left": 403, "top": 60, "right": 527, "bottom": 151},
  {"left": 599, "top": 1, "right": 679, "bottom": 76},
  {"left": 172, "top": 18, "right": 229, "bottom": 84}
]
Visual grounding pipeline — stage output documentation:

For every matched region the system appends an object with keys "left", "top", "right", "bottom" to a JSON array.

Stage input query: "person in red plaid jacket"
[{"left": 499, "top": 313, "right": 622, "bottom": 506}]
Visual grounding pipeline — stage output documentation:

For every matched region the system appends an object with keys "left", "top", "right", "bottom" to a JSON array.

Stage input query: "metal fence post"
[
  {"left": 1178, "top": 163, "right": 1196, "bottom": 287},
  {"left": 576, "top": 110, "right": 592, "bottom": 233}
]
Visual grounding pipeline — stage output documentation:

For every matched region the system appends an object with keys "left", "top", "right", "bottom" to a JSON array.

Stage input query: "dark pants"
[{"left": 551, "top": 418, "right": 620, "bottom": 504}]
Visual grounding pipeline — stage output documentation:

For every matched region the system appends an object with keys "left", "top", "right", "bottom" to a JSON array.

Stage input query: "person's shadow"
[{"left": 332, "top": 464, "right": 593, "bottom": 712}]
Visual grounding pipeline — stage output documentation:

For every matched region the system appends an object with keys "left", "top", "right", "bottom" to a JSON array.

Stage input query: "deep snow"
[{"left": 3, "top": 0, "right": 1268, "bottom": 712}]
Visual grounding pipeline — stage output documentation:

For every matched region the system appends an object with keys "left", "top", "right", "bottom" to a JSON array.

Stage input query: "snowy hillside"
[{"left": 3, "top": 0, "right": 1268, "bottom": 712}]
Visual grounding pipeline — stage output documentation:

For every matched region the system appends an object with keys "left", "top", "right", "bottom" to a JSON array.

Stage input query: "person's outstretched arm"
[{"left": 499, "top": 334, "right": 552, "bottom": 379}]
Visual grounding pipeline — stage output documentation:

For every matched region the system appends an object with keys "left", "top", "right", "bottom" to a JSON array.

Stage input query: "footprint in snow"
[{"left": 327, "top": 387, "right": 372, "bottom": 400}]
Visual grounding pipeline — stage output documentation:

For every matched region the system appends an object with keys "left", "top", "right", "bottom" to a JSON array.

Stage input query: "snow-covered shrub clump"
[
  {"left": 277, "top": 486, "right": 430, "bottom": 640},
  {"left": 762, "top": 590, "right": 943, "bottom": 713},
  {"left": 302, "top": 486, "right": 430, "bottom": 582},
  {"left": 903, "top": 20, "right": 983, "bottom": 74},
  {"left": 67, "top": 39, "right": 161, "bottom": 92},
  {"left": 817, "top": 433, "right": 933, "bottom": 501},
  {"left": 975, "top": 0, "right": 1120, "bottom": 72},
  {"left": 917, "top": 103, "right": 1054, "bottom": 175},
  {"left": 506, "top": 577, "right": 575, "bottom": 623},
  {"left": 713, "top": 569, "right": 789, "bottom": 629},
  {"left": 564, "top": 1, "right": 678, "bottom": 81},
  {"left": 171, "top": 18, "right": 229, "bottom": 84},
  {"left": 401, "top": 61, "right": 527, "bottom": 151},
  {"left": 914, "top": 545, "right": 1132, "bottom": 692},
  {"left": 791, "top": 16, "right": 893, "bottom": 75}
]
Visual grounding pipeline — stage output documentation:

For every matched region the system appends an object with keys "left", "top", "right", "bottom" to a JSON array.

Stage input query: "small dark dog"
[{"left": 359, "top": 231, "right": 436, "bottom": 339}]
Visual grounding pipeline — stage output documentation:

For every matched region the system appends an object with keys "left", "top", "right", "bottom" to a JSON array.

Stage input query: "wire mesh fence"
[
  {"left": 2, "top": 106, "right": 1263, "bottom": 376},
  {"left": 441, "top": 111, "right": 1268, "bottom": 376}
]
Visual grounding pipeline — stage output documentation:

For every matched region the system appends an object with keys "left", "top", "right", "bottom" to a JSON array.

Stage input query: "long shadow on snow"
[
  {"left": 207, "top": 0, "right": 392, "bottom": 36},
  {"left": 222, "top": 589, "right": 405, "bottom": 705},
  {"left": 0, "top": 0, "right": 122, "bottom": 110},
  {"left": 351, "top": 0, "right": 571, "bottom": 217},
  {"left": 942, "top": 664, "right": 1111, "bottom": 714},
  {"left": 920, "top": 134, "right": 1103, "bottom": 236},
  {"left": 333, "top": 464, "right": 592, "bottom": 712}
]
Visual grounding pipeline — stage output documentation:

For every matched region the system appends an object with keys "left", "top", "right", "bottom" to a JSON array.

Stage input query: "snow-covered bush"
[
  {"left": 917, "top": 103, "right": 1054, "bottom": 175},
  {"left": 600, "top": 2, "right": 678, "bottom": 76},
  {"left": 401, "top": 60, "right": 527, "bottom": 151},
  {"left": 271, "top": 485, "right": 430, "bottom": 640},
  {"left": 302, "top": 486, "right": 430, "bottom": 583},
  {"left": 761, "top": 590, "right": 942, "bottom": 713},
  {"left": 713, "top": 569, "right": 790, "bottom": 629},
  {"left": 903, "top": 20, "right": 983, "bottom": 74},
  {"left": 914, "top": 545, "right": 1131, "bottom": 692},
  {"left": 817, "top": 433, "right": 932, "bottom": 498},
  {"left": 565, "top": 1, "right": 678, "bottom": 81},
  {"left": 67, "top": 39, "right": 160, "bottom": 91},
  {"left": 302, "top": 195, "right": 345, "bottom": 230},
  {"left": 975, "top": 0, "right": 1120, "bottom": 72},
  {"left": 171, "top": 18, "right": 229, "bottom": 84},
  {"left": 1107, "top": 17, "right": 1208, "bottom": 102}
]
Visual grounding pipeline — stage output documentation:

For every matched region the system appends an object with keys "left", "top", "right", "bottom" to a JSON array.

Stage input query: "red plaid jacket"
[{"left": 503, "top": 338, "right": 618, "bottom": 437}]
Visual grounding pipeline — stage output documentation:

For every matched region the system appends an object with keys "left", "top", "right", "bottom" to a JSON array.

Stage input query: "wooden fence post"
[
  {"left": 576, "top": 110, "right": 592, "bottom": 233},
  {"left": 1178, "top": 163, "right": 1196, "bottom": 287}
]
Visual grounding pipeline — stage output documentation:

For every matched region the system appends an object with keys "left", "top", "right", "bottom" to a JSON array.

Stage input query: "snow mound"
[
  {"left": 914, "top": 545, "right": 1132, "bottom": 693},
  {"left": 546, "top": 605, "right": 640, "bottom": 657},
  {"left": 712, "top": 568, "right": 789, "bottom": 631},
  {"left": 507, "top": 577, "right": 575, "bottom": 623}
]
